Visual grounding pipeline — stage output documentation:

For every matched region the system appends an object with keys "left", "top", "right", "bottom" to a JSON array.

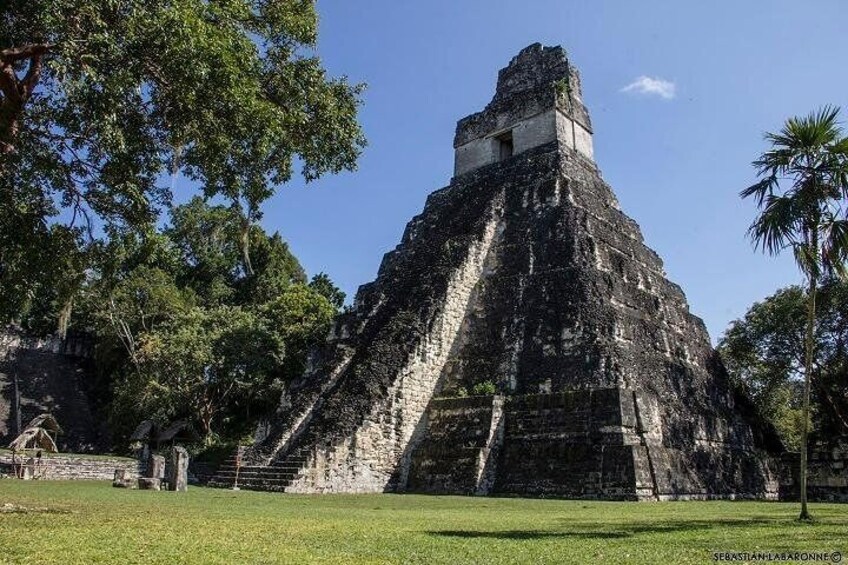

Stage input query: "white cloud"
[{"left": 621, "top": 76, "right": 676, "bottom": 100}]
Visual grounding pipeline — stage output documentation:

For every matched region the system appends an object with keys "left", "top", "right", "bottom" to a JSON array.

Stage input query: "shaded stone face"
[
  {"left": 210, "top": 44, "right": 784, "bottom": 499},
  {"left": 0, "top": 329, "right": 105, "bottom": 453}
]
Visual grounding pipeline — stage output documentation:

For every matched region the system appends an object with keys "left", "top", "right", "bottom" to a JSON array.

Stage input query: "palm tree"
[{"left": 742, "top": 106, "right": 848, "bottom": 520}]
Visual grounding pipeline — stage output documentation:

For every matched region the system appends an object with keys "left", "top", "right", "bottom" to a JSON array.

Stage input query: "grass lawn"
[{"left": 0, "top": 481, "right": 845, "bottom": 564}]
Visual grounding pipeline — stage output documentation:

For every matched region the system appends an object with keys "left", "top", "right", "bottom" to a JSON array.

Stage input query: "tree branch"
[
  {"left": 20, "top": 53, "right": 44, "bottom": 100},
  {"left": 0, "top": 64, "right": 20, "bottom": 103},
  {"left": 0, "top": 44, "right": 53, "bottom": 63}
]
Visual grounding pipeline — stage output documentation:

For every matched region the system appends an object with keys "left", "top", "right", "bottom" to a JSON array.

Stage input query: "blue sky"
[{"left": 221, "top": 1, "right": 847, "bottom": 342}]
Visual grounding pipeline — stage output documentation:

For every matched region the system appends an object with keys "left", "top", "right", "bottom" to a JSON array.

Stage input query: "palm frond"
[
  {"left": 828, "top": 138, "right": 848, "bottom": 199},
  {"left": 753, "top": 148, "right": 793, "bottom": 175},
  {"left": 822, "top": 218, "right": 848, "bottom": 277},
  {"left": 748, "top": 194, "right": 799, "bottom": 255},
  {"left": 782, "top": 105, "right": 842, "bottom": 150},
  {"left": 8, "top": 427, "right": 58, "bottom": 452},
  {"left": 793, "top": 244, "right": 820, "bottom": 279},
  {"left": 740, "top": 177, "right": 775, "bottom": 205}
]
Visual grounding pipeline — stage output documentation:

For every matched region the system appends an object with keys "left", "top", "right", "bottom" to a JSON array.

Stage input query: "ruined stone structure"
[
  {"left": 0, "top": 327, "right": 106, "bottom": 452},
  {"left": 210, "top": 44, "right": 784, "bottom": 499}
]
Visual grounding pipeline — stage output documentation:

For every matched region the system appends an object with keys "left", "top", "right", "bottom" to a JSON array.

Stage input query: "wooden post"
[
  {"left": 233, "top": 445, "right": 244, "bottom": 491},
  {"left": 12, "top": 370, "right": 21, "bottom": 437}
]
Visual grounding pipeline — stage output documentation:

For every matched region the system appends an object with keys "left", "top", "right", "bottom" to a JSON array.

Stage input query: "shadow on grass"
[
  {"left": 430, "top": 530, "right": 630, "bottom": 540},
  {"left": 430, "top": 518, "right": 781, "bottom": 541},
  {"left": 627, "top": 517, "right": 779, "bottom": 534}
]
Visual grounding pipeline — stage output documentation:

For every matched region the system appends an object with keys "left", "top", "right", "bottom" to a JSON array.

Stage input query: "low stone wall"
[
  {"left": 0, "top": 452, "right": 143, "bottom": 481},
  {"left": 779, "top": 439, "right": 848, "bottom": 503}
]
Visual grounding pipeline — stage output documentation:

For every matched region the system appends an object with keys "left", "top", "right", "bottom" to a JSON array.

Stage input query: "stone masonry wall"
[
  {"left": 402, "top": 389, "right": 781, "bottom": 500},
  {"left": 0, "top": 327, "right": 106, "bottom": 452},
  {"left": 778, "top": 438, "right": 848, "bottom": 502},
  {"left": 0, "top": 452, "right": 142, "bottom": 481},
  {"left": 808, "top": 439, "right": 848, "bottom": 502},
  {"left": 454, "top": 44, "right": 593, "bottom": 175},
  {"left": 493, "top": 389, "right": 643, "bottom": 499}
]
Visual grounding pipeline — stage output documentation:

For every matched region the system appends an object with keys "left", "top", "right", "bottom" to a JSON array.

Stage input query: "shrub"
[{"left": 471, "top": 380, "right": 497, "bottom": 396}]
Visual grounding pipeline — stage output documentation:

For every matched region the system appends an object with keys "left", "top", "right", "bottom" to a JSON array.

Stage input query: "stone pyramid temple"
[{"left": 211, "top": 43, "right": 784, "bottom": 499}]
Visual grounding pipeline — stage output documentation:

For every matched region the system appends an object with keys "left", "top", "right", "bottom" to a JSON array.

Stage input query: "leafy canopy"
[
  {"left": 718, "top": 281, "right": 848, "bottom": 450},
  {"left": 0, "top": 0, "right": 365, "bottom": 321}
]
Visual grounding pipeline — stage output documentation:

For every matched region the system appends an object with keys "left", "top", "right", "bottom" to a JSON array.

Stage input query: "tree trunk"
[
  {"left": 799, "top": 272, "right": 817, "bottom": 521},
  {"left": 13, "top": 370, "right": 21, "bottom": 436},
  {"left": 0, "top": 45, "right": 50, "bottom": 154},
  {"left": 240, "top": 217, "right": 254, "bottom": 277},
  {"left": 56, "top": 295, "right": 74, "bottom": 340},
  {"left": 200, "top": 402, "right": 214, "bottom": 446}
]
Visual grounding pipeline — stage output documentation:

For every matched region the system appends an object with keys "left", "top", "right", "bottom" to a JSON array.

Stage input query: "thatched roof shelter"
[
  {"left": 129, "top": 419, "right": 199, "bottom": 449},
  {"left": 155, "top": 420, "right": 199, "bottom": 444},
  {"left": 129, "top": 419, "right": 156, "bottom": 443},
  {"left": 24, "top": 414, "right": 62, "bottom": 435},
  {"left": 9, "top": 425, "right": 58, "bottom": 452}
]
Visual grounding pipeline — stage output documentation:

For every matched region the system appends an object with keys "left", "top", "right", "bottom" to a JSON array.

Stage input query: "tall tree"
[
  {"left": 0, "top": 0, "right": 365, "bottom": 323},
  {"left": 2, "top": 223, "right": 87, "bottom": 335},
  {"left": 166, "top": 197, "right": 306, "bottom": 306},
  {"left": 130, "top": 305, "right": 285, "bottom": 442},
  {"left": 741, "top": 106, "right": 848, "bottom": 520},
  {"left": 71, "top": 205, "right": 337, "bottom": 444}
]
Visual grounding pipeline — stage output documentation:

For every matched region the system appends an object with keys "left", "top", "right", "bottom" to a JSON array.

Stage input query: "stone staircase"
[{"left": 207, "top": 450, "right": 309, "bottom": 491}]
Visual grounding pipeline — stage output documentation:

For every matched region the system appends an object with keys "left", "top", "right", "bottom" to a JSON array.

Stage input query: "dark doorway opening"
[{"left": 497, "top": 131, "right": 514, "bottom": 161}]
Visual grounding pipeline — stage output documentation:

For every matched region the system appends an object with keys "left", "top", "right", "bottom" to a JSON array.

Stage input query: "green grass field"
[{"left": 0, "top": 481, "right": 845, "bottom": 564}]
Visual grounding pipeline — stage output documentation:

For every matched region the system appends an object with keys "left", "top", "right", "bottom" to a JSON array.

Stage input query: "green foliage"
[
  {"left": 471, "top": 380, "right": 497, "bottom": 396},
  {"left": 166, "top": 198, "right": 244, "bottom": 305},
  {"left": 309, "top": 272, "right": 346, "bottom": 310},
  {"left": 719, "top": 280, "right": 848, "bottom": 450},
  {"left": 260, "top": 284, "right": 336, "bottom": 375},
  {"left": 51, "top": 198, "right": 342, "bottom": 445},
  {"left": 238, "top": 232, "right": 307, "bottom": 305},
  {"left": 0, "top": 2, "right": 359, "bottom": 447},
  {"left": 719, "top": 287, "right": 806, "bottom": 450},
  {"left": 742, "top": 106, "right": 848, "bottom": 278},
  {"left": 129, "top": 306, "right": 285, "bottom": 439},
  {"left": 554, "top": 77, "right": 572, "bottom": 98},
  {"left": 0, "top": 0, "right": 365, "bottom": 324},
  {"left": 4, "top": 225, "right": 89, "bottom": 336}
]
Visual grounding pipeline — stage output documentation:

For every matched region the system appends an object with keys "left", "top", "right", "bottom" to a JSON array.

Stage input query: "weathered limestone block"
[
  {"left": 0, "top": 453, "right": 142, "bottom": 482},
  {"left": 137, "top": 477, "right": 160, "bottom": 490},
  {"left": 112, "top": 468, "right": 133, "bottom": 488},
  {"left": 168, "top": 446, "right": 189, "bottom": 492},
  {"left": 147, "top": 454, "right": 165, "bottom": 480},
  {"left": 0, "top": 327, "right": 103, "bottom": 453}
]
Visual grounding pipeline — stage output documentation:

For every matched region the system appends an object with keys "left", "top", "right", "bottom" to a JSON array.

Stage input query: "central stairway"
[{"left": 208, "top": 450, "right": 309, "bottom": 491}]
